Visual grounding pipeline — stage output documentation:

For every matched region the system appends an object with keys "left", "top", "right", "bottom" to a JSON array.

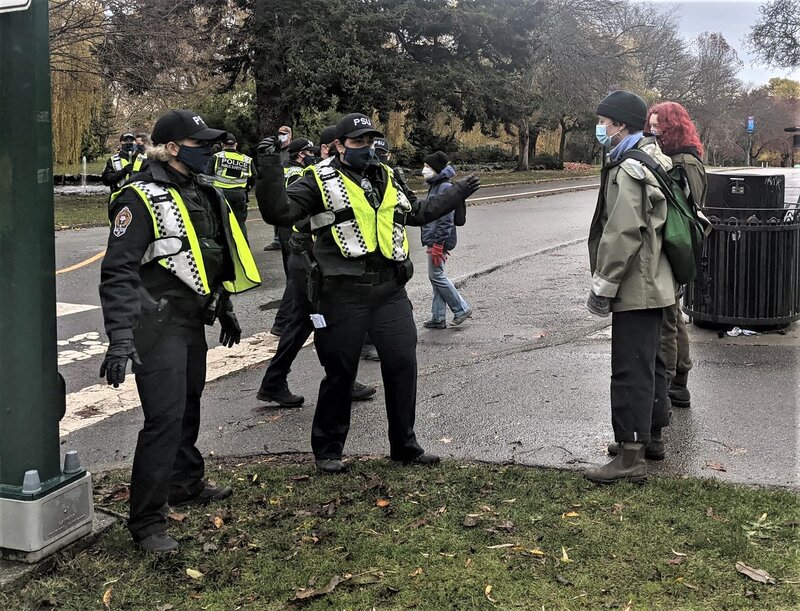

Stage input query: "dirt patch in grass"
[{"left": 2, "top": 456, "right": 798, "bottom": 610}]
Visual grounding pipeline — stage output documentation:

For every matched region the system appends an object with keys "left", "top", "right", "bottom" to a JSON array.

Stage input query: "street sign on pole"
[
  {"left": 0, "top": 0, "right": 31, "bottom": 14},
  {"left": 747, "top": 116, "right": 755, "bottom": 133}
]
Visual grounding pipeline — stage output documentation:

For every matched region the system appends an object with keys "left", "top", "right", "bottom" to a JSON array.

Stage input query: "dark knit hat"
[
  {"left": 424, "top": 151, "right": 448, "bottom": 173},
  {"left": 319, "top": 125, "right": 336, "bottom": 147},
  {"left": 596, "top": 90, "right": 648, "bottom": 131}
]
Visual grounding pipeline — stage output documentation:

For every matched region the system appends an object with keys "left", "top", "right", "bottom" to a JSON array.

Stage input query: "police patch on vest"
[{"left": 113, "top": 206, "right": 132, "bottom": 237}]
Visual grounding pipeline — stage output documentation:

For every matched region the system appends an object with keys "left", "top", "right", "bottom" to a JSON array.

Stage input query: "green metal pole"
[{"left": 0, "top": 0, "right": 64, "bottom": 495}]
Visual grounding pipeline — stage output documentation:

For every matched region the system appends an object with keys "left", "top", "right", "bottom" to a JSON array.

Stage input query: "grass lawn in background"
[
  {"left": 2, "top": 457, "right": 797, "bottom": 610},
  {"left": 54, "top": 193, "right": 109, "bottom": 229},
  {"left": 54, "top": 160, "right": 107, "bottom": 176}
]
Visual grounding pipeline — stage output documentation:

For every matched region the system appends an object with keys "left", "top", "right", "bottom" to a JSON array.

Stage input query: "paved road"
[{"left": 54, "top": 179, "right": 799, "bottom": 489}]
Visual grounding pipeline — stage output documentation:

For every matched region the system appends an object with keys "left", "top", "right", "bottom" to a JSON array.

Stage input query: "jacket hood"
[
  {"left": 637, "top": 136, "right": 673, "bottom": 172},
  {"left": 426, "top": 164, "right": 456, "bottom": 185}
]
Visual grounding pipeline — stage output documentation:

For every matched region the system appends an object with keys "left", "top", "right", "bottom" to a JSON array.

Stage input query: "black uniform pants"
[
  {"left": 610, "top": 308, "right": 670, "bottom": 444},
  {"left": 272, "top": 227, "right": 295, "bottom": 334},
  {"left": 224, "top": 188, "right": 249, "bottom": 239},
  {"left": 259, "top": 251, "right": 313, "bottom": 392},
  {"left": 128, "top": 322, "right": 207, "bottom": 541},
  {"left": 312, "top": 277, "right": 423, "bottom": 461}
]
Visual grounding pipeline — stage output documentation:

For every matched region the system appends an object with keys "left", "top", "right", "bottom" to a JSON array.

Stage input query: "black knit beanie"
[
  {"left": 424, "top": 151, "right": 449, "bottom": 173},
  {"left": 596, "top": 90, "right": 648, "bottom": 131}
]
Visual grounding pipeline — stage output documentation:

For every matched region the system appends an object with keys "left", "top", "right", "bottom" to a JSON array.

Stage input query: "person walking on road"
[
  {"left": 420, "top": 151, "right": 471, "bottom": 329},
  {"left": 98, "top": 109, "right": 261, "bottom": 553},
  {"left": 646, "top": 101, "right": 707, "bottom": 410},
  {"left": 257, "top": 125, "right": 377, "bottom": 407},
  {"left": 256, "top": 112, "right": 480, "bottom": 474},
  {"left": 585, "top": 90, "right": 676, "bottom": 484}
]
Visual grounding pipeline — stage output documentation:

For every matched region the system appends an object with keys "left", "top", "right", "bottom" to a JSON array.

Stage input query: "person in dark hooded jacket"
[{"left": 420, "top": 151, "right": 471, "bottom": 329}]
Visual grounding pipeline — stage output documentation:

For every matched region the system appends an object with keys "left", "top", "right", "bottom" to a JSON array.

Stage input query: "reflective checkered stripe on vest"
[
  {"left": 284, "top": 165, "right": 304, "bottom": 186},
  {"left": 212, "top": 151, "right": 252, "bottom": 189},
  {"left": 113, "top": 181, "right": 261, "bottom": 295},
  {"left": 111, "top": 154, "right": 147, "bottom": 187},
  {"left": 308, "top": 164, "right": 411, "bottom": 260}
]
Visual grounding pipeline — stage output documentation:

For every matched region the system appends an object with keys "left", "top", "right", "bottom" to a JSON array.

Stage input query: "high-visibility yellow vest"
[
  {"left": 211, "top": 151, "right": 253, "bottom": 190},
  {"left": 112, "top": 181, "right": 261, "bottom": 295},
  {"left": 110, "top": 153, "right": 147, "bottom": 188},
  {"left": 284, "top": 165, "right": 304, "bottom": 187},
  {"left": 307, "top": 163, "right": 411, "bottom": 261}
]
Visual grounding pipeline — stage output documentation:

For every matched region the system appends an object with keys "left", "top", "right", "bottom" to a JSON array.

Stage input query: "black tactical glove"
[
  {"left": 257, "top": 136, "right": 278, "bottom": 157},
  {"left": 99, "top": 337, "right": 142, "bottom": 388},
  {"left": 453, "top": 174, "right": 480, "bottom": 198},
  {"left": 218, "top": 309, "right": 242, "bottom": 348},
  {"left": 586, "top": 291, "right": 610, "bottom": 317}
]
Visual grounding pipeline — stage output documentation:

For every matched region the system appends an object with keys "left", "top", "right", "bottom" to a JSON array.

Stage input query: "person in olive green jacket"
[
  {"left": 585, "top": 90, "right": 677, "bottom": 484},
  {"left": 646, "top": 102, "right": 707, "bottom": 410}
]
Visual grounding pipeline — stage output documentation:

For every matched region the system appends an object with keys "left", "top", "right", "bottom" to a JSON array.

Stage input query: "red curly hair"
[{"left": 647, "top": 101, "right": 704, "bottom": 158}]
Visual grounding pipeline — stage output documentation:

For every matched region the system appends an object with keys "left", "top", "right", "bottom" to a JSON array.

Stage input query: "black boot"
[
  {"left": 668, "top": 382, "right": 691, "bottom": 408},
  {"left": 257, "top": 386, "right": 304, "bottom": 407},
  {"left": 352, "top": 381, "right": 377, "bottom": 401},
  {"left": 585, "top": 442, "right": 647, "bottom": 484}
]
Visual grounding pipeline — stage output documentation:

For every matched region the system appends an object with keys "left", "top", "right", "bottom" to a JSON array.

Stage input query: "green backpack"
[{"left": 619, "top": 149, "right": 709, "bottom": 284}]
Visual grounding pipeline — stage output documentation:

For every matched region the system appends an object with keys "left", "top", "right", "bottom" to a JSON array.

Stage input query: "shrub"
[{"left": 529, "top": 154, "right": 563, "bottom": 170}]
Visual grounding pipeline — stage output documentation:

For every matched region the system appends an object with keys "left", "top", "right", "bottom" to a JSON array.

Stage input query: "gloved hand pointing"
[
  {"left": 454, "top": 174, "right": 480, "bottom": 198},
  {"left": 429, "top": 243, "right": 447, "bottom": 267},
  {"left": 99, "top": 337, "right": 142, "bottom": 388},
  {"left": 586, "top": 291, "right": 610, "bottom": 317}
]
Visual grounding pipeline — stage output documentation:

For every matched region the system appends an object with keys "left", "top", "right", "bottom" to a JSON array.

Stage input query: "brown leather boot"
[{"left": 585, "top": 442, "right": 648, "bottom": 484}]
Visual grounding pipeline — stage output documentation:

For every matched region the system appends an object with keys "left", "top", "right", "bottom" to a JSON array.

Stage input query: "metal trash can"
[{"left": 683, "top": 206, "right": 800, "bottom": 328}]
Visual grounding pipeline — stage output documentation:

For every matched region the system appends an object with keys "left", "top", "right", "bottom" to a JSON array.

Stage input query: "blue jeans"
[{"left": 427, "top": 252, "right": 469, "bottom": 322}]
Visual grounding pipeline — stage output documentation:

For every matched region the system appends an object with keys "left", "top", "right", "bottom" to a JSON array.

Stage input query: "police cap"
[
  {"left": 334, "top": 113, "right": 383, "bottom": 141},
  {"left": 374, "top": 137, "right": 390, "bottom": 152},
  {"left": 287, "top": 138, "right": 314, "bottom": 155},
  {"left": 151, "top": 110, "right": 226, "bottom": 145},
  {"left": 120, "top": 132, "right": 135, "bottom": 142},
  {"left": 223, "top": 132, "right": 237, "bottom": 145},
  {"left": 319, "top": 125, "right": 337, "bottom": 147}
]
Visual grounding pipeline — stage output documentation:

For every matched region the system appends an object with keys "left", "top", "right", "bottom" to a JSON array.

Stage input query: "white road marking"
[
  {"left": 58, "top": 331, "right": 108, "bottom": 365},
  {"left": 57, "top": 302, "right": 100, "bottom": 317},
  {"left": 61, "top": 332, "right": 286, "bottom": 437}
]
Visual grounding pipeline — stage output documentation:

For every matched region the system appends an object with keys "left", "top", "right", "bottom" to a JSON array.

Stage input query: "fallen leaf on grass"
[
  {"left": 705, "top": 462, "right": 727, "bottom": 472},
  {"left": 463, "top": 514, "right": 481, "bottom": 528},
  {"left": 350, "top": 572, "right": 382, "bottom": 585},
  {"left": 102, "top": 586, "right": 112, "bottom": 610},
  {"left": 666, "top": 556, "right": 687, "bottom": 566},
  {"left": 495, "top": 520, "right": 515, "bottom": 533},
  {"left": 406, "top": 517, "right": 428, "bottom": 529},
  {"left": 484, "top": 585, "right": 496, "bottom": 603},
  {"left": 211, "top": 516, "right": 224, "bottom": 529},
  {"left": 292, "top": 575, "right": 346, "bottom": 601},
  {"left": 465, "top": 558, "right": 473, "bottom": 567},
  {"left": 168, "top": 513, "right": 188, "bottom": 523},
  {"left": 561, "top": 546, "right": 572, "bottom": 563},
  {"left": 186, "top": 568, "right": 204, "bottom": 580},
  {"left": 487, "top": 543, "right": 516, "bottom": 549},
  {"left": 501, "top": 498, "right": 517, "bottom": 504},
  {"left": 612, "top": 503, "right": 625, "bottom": 514},
  {"left": 735, "top": 561, "right": 776, "bottom": 585},
  {"left": 409, "top": 567, "right": 423, "bottom": 577},
  {"left": 155, "top": 605, "right": 174, "bottom": 611},
  {"left": 376, "top": 499, "right": 391, "bottom": 508},
  {"left": 676, "top": 577, "right": 699, "bottom": 590},
  {"left": 671, "top": 550, "right": 688, "bottom": 557},
  {"left": 290, "top": 474, "right": 310, "bottom": 482},
  {"left": 561, "top": 511, "right": 580, "bottom": 519},
  {"left": 202, "top": 543, "right": 218, "bottom": 553},
  {"left": 555, "top": 574, "right": 573, "bottom": 586},
  {"left": 526, "top": 548, "right": 546, "bottom": 557}
]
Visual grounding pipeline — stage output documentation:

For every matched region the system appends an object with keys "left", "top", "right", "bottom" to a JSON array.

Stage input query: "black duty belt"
[{"left": 355, "top": 267, "right": 397, "bottom": 286}]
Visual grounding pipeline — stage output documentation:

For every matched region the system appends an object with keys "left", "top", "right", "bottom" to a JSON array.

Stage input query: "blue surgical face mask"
[
  {"left": 177, "top": 143, "right": 212, "bottom": 174},
  {"left": 342, "top": 145, "right": 376, "bottom": 171},
  {"left": 596, "top": 124, "right": 621, "bottom": 148}
]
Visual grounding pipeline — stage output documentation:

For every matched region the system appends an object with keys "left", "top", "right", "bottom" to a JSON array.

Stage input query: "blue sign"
[{"left": 747, "top": 116, "right": 755, "bottom": 133}]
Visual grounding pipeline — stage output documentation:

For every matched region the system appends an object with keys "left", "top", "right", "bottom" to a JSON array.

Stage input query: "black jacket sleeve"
[
  {"left": 255, "top": 156, "right": 316, "bottom": 227},
  {"left": 98, "top": 191, "right": 154, "bottom": 340},
  {"left": 405, "top": 180, "right": 469, "bottom": 227},
  {"left": 101, "top": 157, "right": 131, "bottom": 187}
]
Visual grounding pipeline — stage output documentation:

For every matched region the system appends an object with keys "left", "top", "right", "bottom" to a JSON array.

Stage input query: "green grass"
[
  {"left": 3, "top": 458, "right": 798, "bottom": 610},
  {"left": 54, "top": 193, "right": 109, "bottom": 229}
]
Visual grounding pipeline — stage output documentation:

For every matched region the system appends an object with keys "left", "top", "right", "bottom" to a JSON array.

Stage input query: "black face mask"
[
  {"left": 343, "top": 146, "right": 377, "bottom": 171},
  {"left": 177, "top": 144, "right": 212, "bottom": 174},
  {"left": 120, "top": 143, "right": 136, "bottom": 155},
  {"left": 377, "top": 153, "right": 389, "bottom": 164},
  {"left": 302, "top": 155, "right": 319, "bottom": 167}
]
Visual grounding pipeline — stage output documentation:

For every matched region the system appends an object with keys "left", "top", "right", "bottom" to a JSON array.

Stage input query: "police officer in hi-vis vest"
[
  {"left": 208, "top": 133, "right": 256, "bottom": 235},
  {"left": 98, "top": 110, "right": 261, "bottom": 553},
  {"left": 256, "top": 113, "right": 480, "bottom": 474},
  {"left": 101, "top": 132, "right": 148, "bottom": 193}
]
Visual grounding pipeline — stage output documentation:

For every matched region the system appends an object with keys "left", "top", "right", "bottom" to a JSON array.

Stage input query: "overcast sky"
[{"left": 638, "top": 0, "right": 800, "bottom": 85}]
